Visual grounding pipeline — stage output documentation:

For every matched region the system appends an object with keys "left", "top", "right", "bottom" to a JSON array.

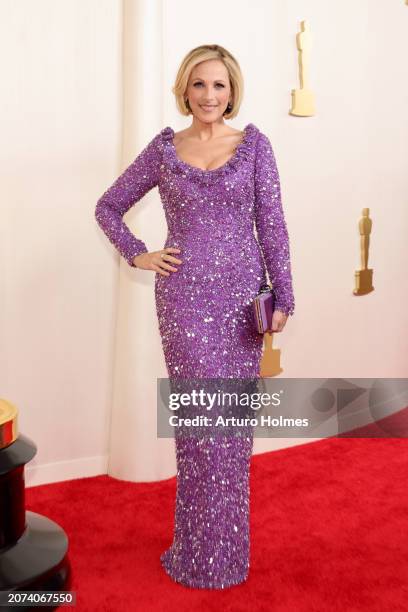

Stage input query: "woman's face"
[{"left": 185, "top": 59, "right": 232, "bottom": 123}]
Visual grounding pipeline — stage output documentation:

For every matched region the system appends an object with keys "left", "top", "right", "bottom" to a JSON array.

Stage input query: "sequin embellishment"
[{"left": 95, "top": 122, "right": 295, "bottom": 589}]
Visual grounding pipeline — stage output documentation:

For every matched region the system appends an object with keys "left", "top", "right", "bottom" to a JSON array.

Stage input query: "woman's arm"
[
  {"left": 254, "top": 132, "right": 295, "bottom": 316},
  {"left": 95, "top": 132, "right": 162, "bottom": 267}
]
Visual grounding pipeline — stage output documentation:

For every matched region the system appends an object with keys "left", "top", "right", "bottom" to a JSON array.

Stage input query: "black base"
[{"left": 0, "top": 511, "right": 71, "bottom": 611}]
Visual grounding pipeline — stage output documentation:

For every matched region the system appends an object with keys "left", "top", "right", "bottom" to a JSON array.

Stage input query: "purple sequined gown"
[{"left": 95, "top": 123, "right": 295, "bottom": 589}]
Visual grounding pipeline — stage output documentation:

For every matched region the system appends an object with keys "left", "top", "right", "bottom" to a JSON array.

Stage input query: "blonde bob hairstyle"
[{"left": 172, "top": 44, "right": 244, "bottom": 120}]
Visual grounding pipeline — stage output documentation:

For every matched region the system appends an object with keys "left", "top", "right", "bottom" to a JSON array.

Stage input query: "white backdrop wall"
[{"left": 1, "top": 0, "right": 406, "bottom": 486}]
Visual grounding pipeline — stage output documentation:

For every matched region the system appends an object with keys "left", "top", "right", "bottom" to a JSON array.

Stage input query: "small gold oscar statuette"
[
  {"left": 290, "top": 20, "right": 315, "bottom": 117},
  {"left": 260, "top": 333, "right": 283, "bottom": 377},
  {"left": 353, "top": 208, "right": 374, "bottom": 295}
]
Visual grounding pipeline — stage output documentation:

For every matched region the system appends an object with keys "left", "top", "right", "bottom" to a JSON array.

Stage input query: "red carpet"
[{"left": 26, "top": 437, "right": 408, "bottom": 611}]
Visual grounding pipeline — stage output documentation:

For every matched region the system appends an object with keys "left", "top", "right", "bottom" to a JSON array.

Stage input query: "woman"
[{"left": 95, "top": 44, "right": 295, "bottom": 589}]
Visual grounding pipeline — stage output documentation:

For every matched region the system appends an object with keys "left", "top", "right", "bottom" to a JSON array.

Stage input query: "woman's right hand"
[{"left": 132, "top": 248, "right": 182, "bottom": 276}]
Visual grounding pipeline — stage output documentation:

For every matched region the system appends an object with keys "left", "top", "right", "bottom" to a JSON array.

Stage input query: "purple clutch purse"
[{"left": 252, "top": 283, "right": 276, "bottom": 334}]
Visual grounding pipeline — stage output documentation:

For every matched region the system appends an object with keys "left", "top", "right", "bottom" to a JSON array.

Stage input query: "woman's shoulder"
[
  {"left": 250, "top": 126, "right": 276, "bottom": 158},
  {"left": 250, "top": 124, "right": 271, "bottom": 144},
  {"left": 159, "top": 126, "right": 175, "bottom": 142}
]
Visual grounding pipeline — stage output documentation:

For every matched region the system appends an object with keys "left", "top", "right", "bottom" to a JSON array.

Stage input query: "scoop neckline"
[{"left": 165, "top": 123, "right": 254, "bottom": 175}]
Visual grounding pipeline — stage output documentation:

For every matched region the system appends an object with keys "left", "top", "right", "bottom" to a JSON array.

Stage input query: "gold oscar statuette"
[
  {"left": 290, "top": 20, "right": 315, "bottom": 117},
  {"left": 353, "top": 208, "right": 374, "bottom": 295},
  {"left": 260, "top": 333, "right": 283, "bottom": 377}
]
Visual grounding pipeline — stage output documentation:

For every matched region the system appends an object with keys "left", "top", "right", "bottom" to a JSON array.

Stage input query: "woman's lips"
[{"left": 200, "top": 105, "right": 217, "bottom": 111}]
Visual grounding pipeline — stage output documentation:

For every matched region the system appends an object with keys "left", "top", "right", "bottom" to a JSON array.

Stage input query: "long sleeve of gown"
[
  {"left": 95, "top": 132, "right": 162, "bottom": 267},
  {"left": 254, "top": 132, "right": 295, "bottom": 316}
]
